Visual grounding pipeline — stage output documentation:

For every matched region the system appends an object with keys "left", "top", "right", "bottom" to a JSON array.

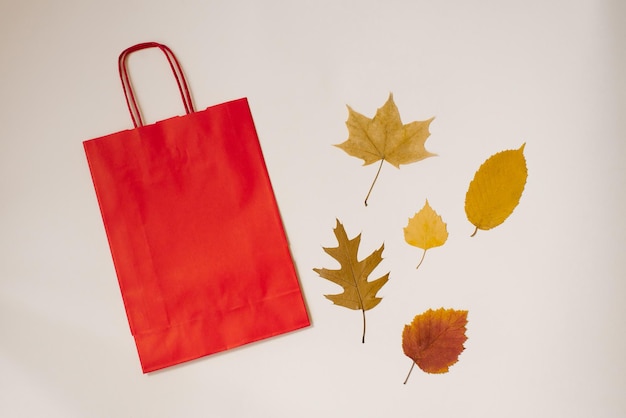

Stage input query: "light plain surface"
[{"left": 1, "top": 0, "right": 625, "bottom": 417}]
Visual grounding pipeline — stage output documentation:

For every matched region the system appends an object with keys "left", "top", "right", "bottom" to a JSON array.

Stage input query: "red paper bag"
[{"left": 83, "top": 42, "right": 310, "bottom": 373}]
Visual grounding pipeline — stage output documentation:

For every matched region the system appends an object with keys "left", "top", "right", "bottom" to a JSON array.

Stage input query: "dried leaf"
[
  {"left": 465, "top": 143, "right": 528, "bottom": 236},
  {"left": 335, "top": 93, "right": 436, "bottom": 205},
  {"left": 402, "top": 308, "right": 468, "bottom": 383},
  {"left": 313, "top": 219, "right": 389, "bottom": 343},
  {"left": 403, "top": 200, "right": 448, "bottom": 269}
]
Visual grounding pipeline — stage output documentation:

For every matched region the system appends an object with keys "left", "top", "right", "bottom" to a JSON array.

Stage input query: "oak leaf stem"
[{"left": 361, "top": 308, "right": 366, "bottom": 343}]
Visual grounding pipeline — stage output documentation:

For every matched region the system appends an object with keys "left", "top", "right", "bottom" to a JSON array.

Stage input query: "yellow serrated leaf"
[
  {"left": 403, "top": 200, "right": 448, "bottom": 269},
  {"left": 465, "top": 143, "right": 528, "bottom": 236}
]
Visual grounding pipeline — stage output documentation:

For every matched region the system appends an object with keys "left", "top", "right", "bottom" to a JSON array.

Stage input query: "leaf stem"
[
  {"left": 403, "top": 361, "right": 416, "bottom": 385},
  {"left": 416, "top": 249, "right": 427, "bottom": 270},
  {"left": 364, "top": 159, "right": 385, "bottom": 207},
  {"left": 470, "top": 226, "right": 478, "bottom": 237},
  {"left": 361, "top": 309, "right": 366, "bottom": 343}
]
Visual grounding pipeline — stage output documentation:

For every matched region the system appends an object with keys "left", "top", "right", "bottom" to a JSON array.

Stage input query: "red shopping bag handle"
[{"left": 118, "top": 42, "right": 196, "bottom": 128}]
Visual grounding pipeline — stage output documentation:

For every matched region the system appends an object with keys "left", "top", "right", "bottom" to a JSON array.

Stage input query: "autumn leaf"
[
  {"left": 402, "top": 308, "right": 468, "bottom": 384},
  {"left": 313, "top": 219, "right": 390, "bottom": 343},
  {"left": 335, "top": 93, "right": 436, "bottom": 206},
  {"left": 465, "top": 143, "right": 528, "bottom": 236},
  {"left": 403, "top": 200, "right": 448, "bottom": 270}
]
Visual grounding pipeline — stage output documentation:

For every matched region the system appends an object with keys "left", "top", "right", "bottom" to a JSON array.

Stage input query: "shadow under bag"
[{"left": 83, "top": 42, "right": 310, "bottom": 373}]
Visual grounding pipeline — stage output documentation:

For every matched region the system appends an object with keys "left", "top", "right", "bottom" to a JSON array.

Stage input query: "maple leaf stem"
[
  {"left": 416, "top": 249, "right": 427, "bottom": 270},
  {"left": 364, "top": 159, "right": 384, "bottom": 207},
  {"left": 361, "top": 309, "right": 366, "bottom": 343},
  {"left": 403, "top": 361, "right": 416, "bottom": 385}
]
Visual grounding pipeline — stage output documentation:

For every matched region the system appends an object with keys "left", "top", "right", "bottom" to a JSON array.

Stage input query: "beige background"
[{"left": 1, "top": 0, "right": 625, "bottom": 417}]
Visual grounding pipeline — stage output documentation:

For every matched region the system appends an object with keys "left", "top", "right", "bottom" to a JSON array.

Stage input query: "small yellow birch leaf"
[
  {"left": 335, "top": 93, "right": 436, "bottom": 206},
  {"left": 465, "top": 143, "right": 528, "bottom": 236},
  {"left": 404, "top": 200, "right": 448, "bottom": 269}
]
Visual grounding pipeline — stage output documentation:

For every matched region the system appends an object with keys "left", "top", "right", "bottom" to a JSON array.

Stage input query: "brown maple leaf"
[
  {"left": 313, "top": 219, "right": 389, "bottom": 343},
  {"left": 335, "top": 93, "right": 436, "bottom": 206},
  {"left": 402, "top": 308, "right": 468, "bottom": 383}
]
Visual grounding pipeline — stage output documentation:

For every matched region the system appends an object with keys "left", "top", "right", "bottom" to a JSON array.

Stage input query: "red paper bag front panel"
[{"left": 84, "top": 98, "right": 309, "bottom": 372}]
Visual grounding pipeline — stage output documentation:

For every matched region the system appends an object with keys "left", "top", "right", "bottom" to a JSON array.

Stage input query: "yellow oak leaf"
[
  {"left": 465, "top": 143, "right": 528, "bottom": 236},
  {"left": 404, "top": 200, "right": 448, "bottom": 270},
  {"left": 335, "top": 93, "right": 436, "bottom": 206},
  {"left": 402, "top": 308, "right": 468, "bottom": 384},
  {"left": 313, "top": 219, "right": 389, "bottom": 343}
]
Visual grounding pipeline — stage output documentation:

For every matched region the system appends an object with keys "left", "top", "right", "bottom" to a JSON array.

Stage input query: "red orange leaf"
[{"left": 402, "top": 308, "right": 468, "bottom": 382}]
